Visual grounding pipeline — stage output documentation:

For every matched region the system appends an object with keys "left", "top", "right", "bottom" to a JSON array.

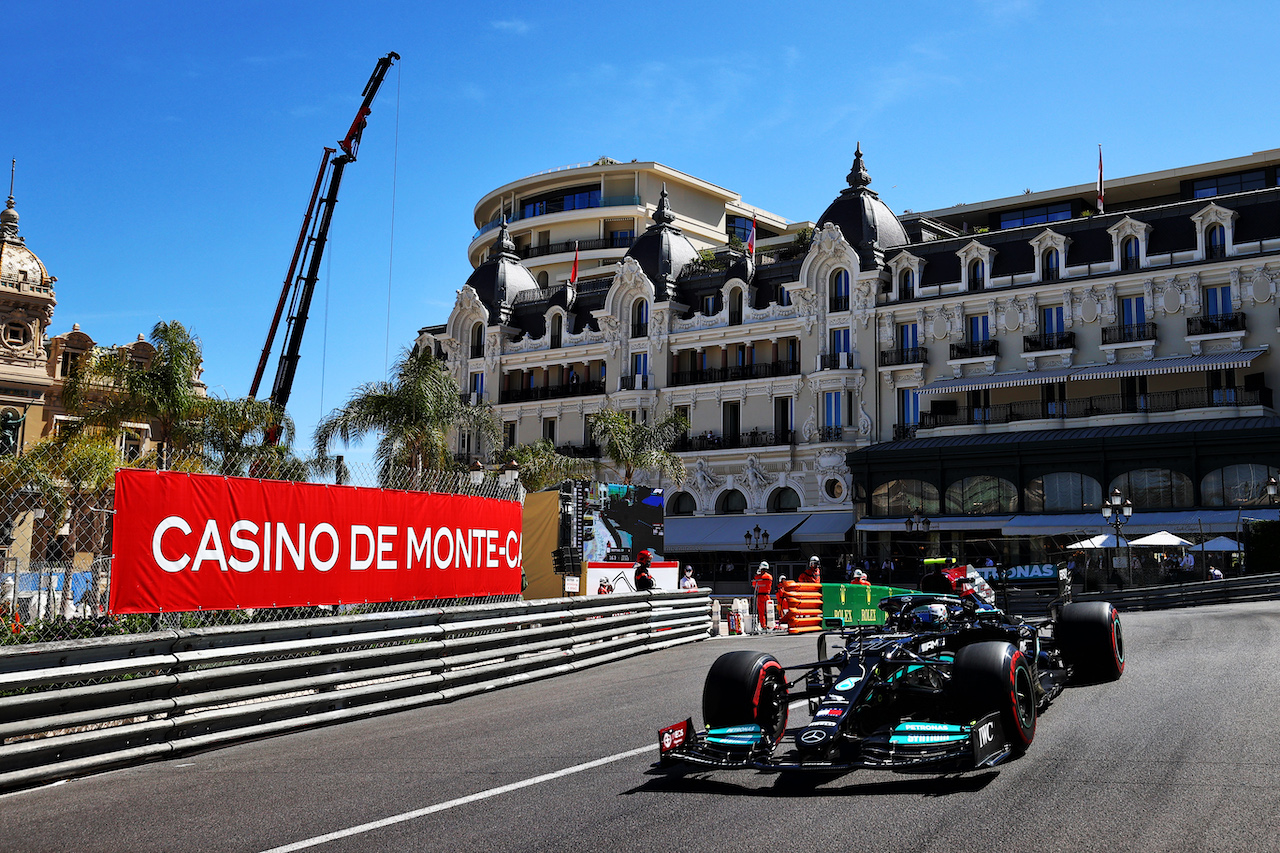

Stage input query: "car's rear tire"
[
  {"left": 1057, "top": 601, "right": 1124, "bottom": 683},
  {"left": 952, "top": 641, "right": 1036, "bottom": 754},
  {"left": 702, "top": 650, "right": 789, "bottom": 745}
]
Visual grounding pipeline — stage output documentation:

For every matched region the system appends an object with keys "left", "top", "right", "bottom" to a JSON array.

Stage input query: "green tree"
[
  {"left": 499, "top": 439, "right": 596, "bottom": 492},
  {"left": 195, "top": 397, "right": 301, "bottom": 478},
  {"left": 314, "top": 346, "right": 500, "bottom": 487},
  {"left": 62, "top": 320, "right": 288, "bottom": 471},
  {"left": 587, "top": 403, "right": 688, "bottom": 486}
]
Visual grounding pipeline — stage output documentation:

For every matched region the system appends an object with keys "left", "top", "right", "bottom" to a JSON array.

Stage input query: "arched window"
[
  {"left": 728, "top": 288, "right": 744, "bottom": 325},
  {"left": 631, "top": 299, "right": 649, "bottom": 337},
  {"left": 1121, "top": 236, "right": 1140, "bottom": 271},
  {"left": 830, "top": 269, "right": 850, "bottom": 311},
  {"left": 899, "top": 269, "right": 914, "bottom": 300},
  {"left": 767, "top": 487, "right": 801, "bottom": 513},
  {"left": 945, "top": 476, "right": 1018, "bottom": 515},
  {"left": 550, "top": 315, "right": 563, "bottom": 349},
  {"left": 1043, "top": 248, "right": 1060, "bottom": 281},
  {"left": 968, "top": 259, "right": 985, "bottom": 291},
  {"left": 1207, "top": 223, "right": 1226, "bottom": 259},
  {"left": 1201, "top": 464, "right": 1279, "bottom": 506},
  {"left": 470, "top": 323, "right": 484, "bottom": 359},
  {"left": 669, "top": 491, "right": 697, "bottom": 516},
  {"left": 717, "top": 489, "right": 747, "bottom": 514},
  {"left": 537, "top": 270, "right": 549, "bottom": 288},
  {"left": 1110, "top": 469, "right": 1193, "bottom": 509},
  {"left": 871, "top": 479, "right": 939, "bottom": 516},
  {"left": 1024, "top": 472, "right": 1102, "bottom": 512}
]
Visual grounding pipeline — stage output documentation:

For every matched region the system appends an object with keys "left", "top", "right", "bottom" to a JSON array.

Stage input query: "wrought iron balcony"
[
  {"left": 1022, "top": 331, "right": 1075, "bottom": 352},
  {"left": 1101, "top": 322, "right": 1157, "bottom": 345},
  {"left": 518, "top": 234, "right": 634, "bottom": 260},
  {"left": 1187, "top": 312, "right": 1245, "bottom": 335},
  {"left": 470, "top": 344, "right": 484, "bottom": 359},
  {"left": 879, "top": 347, "right": 928, "bottom": 367},
  {"left": 893, "top": 423, "right": 919, "bottom": 440},
  {"left": 829, "top": 294, "right": 850, "bottom": 312},
  {"left": 949, "top": 339, "right": 1000, "bottom": 359},
  {"left": 498, "top": 381, "right": 605, "bottom": 404},
  {"left": 619, "top": 374, "right": 651, "bottom": 391},
  {"left": 556, "top": 442, "right": 601, "bottom": 458},
  {"left": 673, "top": 429, "right": 795, "bottom": 452},
  {"left": 631, "top": 322, "right": 649, "bottom": 338},
  {"left": 668, "top": 361, "right": 800, "bottom": 387}
]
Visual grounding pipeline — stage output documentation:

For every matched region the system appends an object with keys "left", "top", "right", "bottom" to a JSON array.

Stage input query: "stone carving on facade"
[
  {"left": 1185, "top": 274, "right": 1202, "bottom": 314},
  {"left": 857, "top": 399, "right": 873, "bottom": 436},
  {"left": 740, "top": 454, "right": 777, "bottom": 506},
  {"left": 801, "top": 406, "right": 817, "bottom": 443},
  {"left": 811, "top": 222, "right": 850, "bottom": 261},
  {"left": 455, "top": 284, "right": 487, "bottom": 321},
  {"left": 598, "top": 314, "right": 621, "bottom": 357},
  {"left": 439, "top": 337, "right": 460, "bottom": 368},
  {"left": 612, "top": 255, "right": 648, "bottom": 293},
  {"left": 1247, "top": 265, "right": 1276, "bottom": 304},
  {"left": 485, "top": 331, "right": 501, "bottom": 372},
  {"left": 789, "top": 287, "right": 817, "bottom": 334},
  {"left": 689, "top": 458, "right": 724, "bottom": 507}
]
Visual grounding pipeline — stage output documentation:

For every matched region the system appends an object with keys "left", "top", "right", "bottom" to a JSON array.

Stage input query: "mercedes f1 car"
[{"left": 657, "top": 588, "right": 1123, "bottom": 774}]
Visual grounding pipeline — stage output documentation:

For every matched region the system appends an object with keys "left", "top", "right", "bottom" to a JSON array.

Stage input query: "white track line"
[{"left": 256, "top": 745, "right": 654, "bottom": 853}]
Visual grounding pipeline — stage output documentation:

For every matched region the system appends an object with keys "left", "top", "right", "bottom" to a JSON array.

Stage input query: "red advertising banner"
[{"left": 109, "top": 469, "right": 523, "bottom": 614}]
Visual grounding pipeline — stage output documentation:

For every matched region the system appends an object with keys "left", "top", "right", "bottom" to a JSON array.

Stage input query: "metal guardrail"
[
  {"left": 1073, "top": 572, "right": 1280, "bottom": 612},
  {"left": 0, "top": 589, "right": 711, "bottom": 792}
]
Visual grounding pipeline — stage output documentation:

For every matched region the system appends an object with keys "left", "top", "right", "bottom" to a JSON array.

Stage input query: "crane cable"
[{"left": 384, "top": 60, "right": 402, "bottom": 378}]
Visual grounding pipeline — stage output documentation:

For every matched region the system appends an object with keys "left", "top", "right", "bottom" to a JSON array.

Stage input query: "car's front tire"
[
  {"left": 702, "top": 650, "right": 789, "bottom": 745},
  {"left": 952, "top": 641, "right": 1036, "bottom": 754},
  {"left": 1057, "top": 601, "right": 1124, "bottom": 683}
]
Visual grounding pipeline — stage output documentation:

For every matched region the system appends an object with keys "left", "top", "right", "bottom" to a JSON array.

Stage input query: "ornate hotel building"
[{"left": 418, "top": 149, "right": 1280, "bottom": 581}]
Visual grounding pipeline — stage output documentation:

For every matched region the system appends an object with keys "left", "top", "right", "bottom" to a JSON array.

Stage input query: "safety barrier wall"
[
  {"left": 1073, "top": 572, "right": 1280, "bottom": 612},
  {"left": 0, "top": 589, "right": 711, "bottom": 793}
]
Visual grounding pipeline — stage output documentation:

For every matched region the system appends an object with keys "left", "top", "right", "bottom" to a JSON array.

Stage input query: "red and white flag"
[
  {"left": 1096, "top": 145, "right": 1105, "bottom": 214},
  {"left": 746, "top": 218, "right": 756, "bottom": 256},
  {"left": 569, "top": 241, "right": 579, "bottom": 284}
]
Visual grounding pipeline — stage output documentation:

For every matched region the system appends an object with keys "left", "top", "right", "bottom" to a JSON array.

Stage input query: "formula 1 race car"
[{"left": 657, "top": 590, "right": 1123, "bottom": 774}]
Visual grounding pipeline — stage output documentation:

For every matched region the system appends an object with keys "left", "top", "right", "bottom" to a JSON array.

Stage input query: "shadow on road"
[{"left": 628, "top": 767, "right": 999, "bottom": 798}]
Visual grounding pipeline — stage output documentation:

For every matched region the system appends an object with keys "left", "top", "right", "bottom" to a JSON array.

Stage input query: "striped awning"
[
  {"left": 1070, "top": 348, "right": 1267, "bottom": 381},
  {"left": 915, "top": 366, "right": 1077, "bottom": 395}
]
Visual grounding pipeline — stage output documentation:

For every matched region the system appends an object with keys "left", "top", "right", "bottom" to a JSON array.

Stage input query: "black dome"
[
  {"left": 464, "top": 219, "right": 539, "bottom": 318},
  {"left": 816, "top": 144, "right": 908, "bottom": 269},
  {"left": 624, "top": 184, "right": 700, "bottom": 302}
]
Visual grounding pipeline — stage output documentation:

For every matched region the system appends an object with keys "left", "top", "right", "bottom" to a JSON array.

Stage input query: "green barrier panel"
[{"left": 822, "top": 583, "right": 915, "bottom": 625}]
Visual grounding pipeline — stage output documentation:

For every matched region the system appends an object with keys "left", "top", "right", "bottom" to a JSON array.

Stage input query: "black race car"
[{"left": 657, "top": 592, "right": 1123, "bottom": 774}]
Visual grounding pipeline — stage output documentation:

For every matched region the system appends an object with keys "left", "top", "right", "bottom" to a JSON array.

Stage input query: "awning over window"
[
  {"left": 1069, "top": 348, "right": 1266, "bottom": 381},
  {"left": 790, "top": 512, "right": 853, "bottom": 543},
  {"left": 915, "top": 367, "right": 1077, "bottom": 395},
  {"left": 1001, "top": 508, "right": 1280, "bottom": 536},
  {"left": 857, "top": 515, "right": 1014, "bottom": 532},
  {"left": 664, "top": 513, "right": 809, "bottom": 551}
]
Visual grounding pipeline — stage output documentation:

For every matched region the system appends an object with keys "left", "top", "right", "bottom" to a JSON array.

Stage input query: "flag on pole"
[
  {"left": 746, "top": 218, "right": 756, "bottom": 257},
  {"left": 569, "top": 241, "right": 579, "bottom": 285},
  {"left": 1096, "top": 145, "right": 1104, "bottom": 214}
]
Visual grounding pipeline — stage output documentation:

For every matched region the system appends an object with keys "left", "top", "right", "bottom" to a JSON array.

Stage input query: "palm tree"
[
  {"left": 194, "top": 397, "right": 299, "bottom": 477},
  {"left": 314, "top": 346, "right": 500, "bottom": 488},
  {"left": 499, "top": 439, "right": 596, "bottom": 493},
  {"left": 62, "top": 320, "right": 288, "bottom": 471},
  {"left": 587, "top": 403, "right": 688, "bottom": 486}
]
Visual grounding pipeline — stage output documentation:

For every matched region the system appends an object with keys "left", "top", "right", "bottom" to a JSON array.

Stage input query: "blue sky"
[{"left": 10, "top": 1, "right": 1280, "bottom": 461}]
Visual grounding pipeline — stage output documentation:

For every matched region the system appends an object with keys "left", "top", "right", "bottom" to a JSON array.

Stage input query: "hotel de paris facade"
[{"left": 416, "top": 150, "right": 1280, "bottom": 582}]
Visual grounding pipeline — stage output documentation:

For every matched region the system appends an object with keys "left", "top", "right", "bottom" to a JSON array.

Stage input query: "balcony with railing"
[
  {"left": 829, "top": 294, "right": 850, "bottom": 313},
  {"left": 893, "top": 423, "right": 919, "bottom": 440},
  {"left": 948, "top": 339, "right": 1000, "bottom": 360},
  {"left": 499, "top": 380, "right": 606, "bottom": 404},
  {"left": 669, "top": 361, "right": 801, "bottom": 387},
  {"left": 1187, "top": 312, "right": 1245, "bottom": 336},
  {"left": 879, "top": 347, "right": 928, "bottom": 367},
  {"left": 918, "top": 385, "right": 1272, "bottom": 429},
  {"left": 557, "top": 442, "right": 601, "bottom": 459},
  {"left": 518, "top": 234, "right": 634, "bottom": 260},
  {"left": 631, "top": 322, "right": 649, "bottom": 338},
  {"left": 1101, "top": 322, "right": 1157, "bottom": 345},
  {"left": 469, "top": 343, "right": 485, "bottom": 359},
  {"left": 818, "top": 425, "right": 846, "bottom": 441},
  {"left": 619, "top": 374, "right": 652, "bottom": 391},
  {"left": 473, "top": 194, "right": 642, "bottom": 239},
  {"left": 1022, "top": 331, "right": 1076, "bottom": 352},
  {"left": 821, "top": 352, "right": 857, "bottom": 370},
  {"left": 673, "top": 428, "right": 795, "bottom": 452}
]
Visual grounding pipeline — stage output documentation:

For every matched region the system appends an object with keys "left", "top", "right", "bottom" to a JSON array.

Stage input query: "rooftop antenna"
[{"left": 7, "top": 159, "right": 14, "bottom": 202}]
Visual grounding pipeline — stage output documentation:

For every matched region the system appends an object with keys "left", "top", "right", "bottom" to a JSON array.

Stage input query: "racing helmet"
[{"left": 909, "top": 603, "right": 949, "bottom": 630}]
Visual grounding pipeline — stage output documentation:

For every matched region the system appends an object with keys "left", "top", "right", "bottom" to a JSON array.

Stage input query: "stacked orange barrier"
[{"left": 777, "top": 580, "right": 824, "bottom": 633}]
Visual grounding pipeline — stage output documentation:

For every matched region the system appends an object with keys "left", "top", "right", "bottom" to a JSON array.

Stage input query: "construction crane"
[{"left": 250, "top": 51, "right": 400, "bottom": 424}]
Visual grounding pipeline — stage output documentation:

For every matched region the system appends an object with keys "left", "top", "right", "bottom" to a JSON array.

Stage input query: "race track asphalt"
[{"left": 3, "top": 600, "right": 1279, "bottom": 853}]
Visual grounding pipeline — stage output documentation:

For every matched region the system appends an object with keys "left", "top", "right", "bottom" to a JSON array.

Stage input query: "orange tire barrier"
[{"left": 778, "top": 580, "right": 824, "bottom": 634}]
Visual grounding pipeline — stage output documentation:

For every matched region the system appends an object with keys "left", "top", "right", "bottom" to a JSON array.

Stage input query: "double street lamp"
[{"left": 1101, "top": 488, "right": 1134, "bottom": 584}]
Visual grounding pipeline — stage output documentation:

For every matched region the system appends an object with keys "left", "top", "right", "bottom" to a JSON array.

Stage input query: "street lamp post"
[
  {"left": 1101, "top": 488, "right": 1134, "bottom": 585},
  {"left": 744, "top": 524, "right": 770, "bottom": 552}
]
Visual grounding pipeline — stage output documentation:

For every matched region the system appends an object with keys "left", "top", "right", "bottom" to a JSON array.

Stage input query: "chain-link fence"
[{"left": 0, "top": 451, "right": 524, "bottom": 645}]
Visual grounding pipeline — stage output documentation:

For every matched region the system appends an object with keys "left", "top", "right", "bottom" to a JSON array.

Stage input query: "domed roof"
[
  {"left": 816, "top": 144, "right": 908, "bottom": 269},
  {"left": 624, "top": 185, "right": 700, "bottom": 302},
  {"left": 463, "top": 219, "right": 539, "bottom": 317},
  {"left": 0, "top": 194, "right": 52, "bottom": 288}
]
